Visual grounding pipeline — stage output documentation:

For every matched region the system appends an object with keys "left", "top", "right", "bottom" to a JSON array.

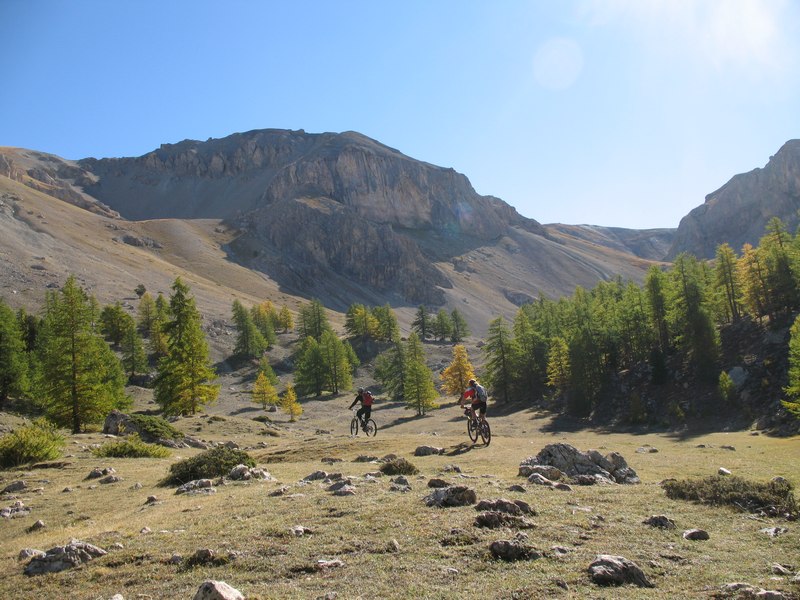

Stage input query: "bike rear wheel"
[
  {"left": 364, "top": 419, "right": 378, "bottom": 437},
  {"left": 467, "top": 418, "right": 479, "bottom": 442},
  {"left": 479, "top": 420, "right": 491, "bottom": 445},
  {"left": 350, "top": 417, "right": 359, "bottom": 436}
]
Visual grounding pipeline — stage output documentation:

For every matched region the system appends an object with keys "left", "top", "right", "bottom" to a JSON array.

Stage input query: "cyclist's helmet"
[
  {"left": 469, "top": 379, "right": 476, "bottom": 386},
  {"left": 358, "top": 387, "right": 364, "bottom": 393}
]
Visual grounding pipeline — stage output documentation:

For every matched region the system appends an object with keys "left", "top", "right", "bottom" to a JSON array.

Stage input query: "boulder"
[
  {"left": 424, "top": 485, "right": 477, "bottom": 508},
  {"left": 2, "top": 480, "right": 27, "bottom": 494},
  {"left": 176, "top": 479, "right": 214, "bottom": 495},
  {"left": 475, "top": 498, "right": 535, "bottom": 516},
  {"left": 683, "top": 529, "right": 710, "bottom": 541},
  {"left": 643, "top": 515, "right": 676, "bottom": 530},
  {"left": 427, "top": 478, "right": 449, "bottom": 489},
  {"left": 587, "top": 554, "right": 654, "bottom": 588},
  {"left": 192, "top": 580, "right": 244, "bottom": 600},
  {"left": 24, "top": 539, "right": 107, "bottom": 576},
  {"left": 414, "top": 445, "right": 443, "bottom": 456},
  {"left": 489, "top": 539, "right": 542, "bottom": 561},
  {"left": 474, "top": 511, "right": 536, "bottom": 530},
  {"left": 520, "top": 444, "right": 640, "bottom": 484}
]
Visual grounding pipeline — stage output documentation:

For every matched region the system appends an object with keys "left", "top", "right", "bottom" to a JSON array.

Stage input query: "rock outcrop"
[
  {"left": 519, "top": 444, "right": 640, "bottom": 484},
  {"left": 668, "top": 139, "right": 800, "bottom": 259}
]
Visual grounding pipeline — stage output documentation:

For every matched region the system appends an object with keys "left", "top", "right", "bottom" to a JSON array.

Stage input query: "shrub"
[
  {"left": 379, "top": 457, "right": 419, "bottom": 476},
  {"left": 663, "top": 475, "right": 797, "bottom": 517},
  {"left": 92, "top": 434, "right": 170, "bottom": 458},
  {"left": 159, "top": 446, "right": 256, "bottom": 486},
  {"left": 128, "top": 414, "right": 183, "bottom": 441},
  {"left": 718, "top": 371, "right": 736, "bottom": 403},
  {"left": 0, "top": 419, "right": 65, "bottom": 468}
]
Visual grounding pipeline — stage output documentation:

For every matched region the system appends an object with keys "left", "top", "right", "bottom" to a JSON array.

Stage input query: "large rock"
[
  {"left": 519, "top": 444, "right": 640, "bottom": 485},
  {"left": 24, "top": 539, "right": 107, "bottom": 576},
  {"left": 424, "top": 486, "right": 477, "bottom": 508},
  {"left": 587, "top": 554, "right": 654, "bottom": 588},
  {"left": 489, "top": 540, "right": 542, "bottom": 561},
  {"left": 193, "top": 580, "right": 244, "bottom": 600}
]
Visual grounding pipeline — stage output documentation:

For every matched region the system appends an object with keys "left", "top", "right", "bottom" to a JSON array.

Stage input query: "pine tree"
[
  {"left": 232, "top": 299, "right": 268, "bottom": 358},
  {"left": 252, "top": 371, "right": 279, "bottom": 411},
  {"left": 294, "top": 336, "right": 327, "bottom": 397},
  {"left": 372, "top": 304, "right": 400, "bottom": 342},
  {"left": 511, "top": 308, "right": 547, "bottom": 402},
  {"left": 440, "top": 344, "right": 475, "bottom": 397},
  {"left": 100, "top": 302, "right": 128, "bottom": 347},
  {"left": 411, "top": 305, "right": 432, "bottom": 341},
  {"left": 320, "top": 329, "right": 354, "bottom": 394},
  {"left": 281, "top": 383, "right": 302, "bottom": 421},
  {"left": 403, "top": 332, "right": 438, "bottom": 415},
  {"left": 299, "top": 299, "right": 330, "bottom": 340},
  {"left": 277, "top": 306, "right": 294, "bottom": 333},
  {"left": 483, "top": 316, "right": 515, "bottom": 403},
  {"left": 760, "top": 217, "right": 799, "bottom": 315},
  {"left": 120, "top": 313, "right": 148, "bottom": 380},
  {"left": 137, "top": 292, "right": 157, "bottom": 336},
  {"left": 35, "top": 276, "right": 128, "bottom": 432},
  {"left": 450, "top": 308, "right": 470, "bottom": 342},
  {"left": 375, "top": 342, "right": 406, "bottom": 401},
  {"left": 432, "top": 309, "right": 453, "bottom": 342},
  {"left": 645, "top": 265, "right": 671, "bottom": 352},
  {"left": 153, "top": 278, "right": 219, "bottom": 416},
  {"left": 0, "top": 299, "right": 28, "bottom": 407},
  {"left": 148, "top": 293, "right": 170, "bottom": 358}
]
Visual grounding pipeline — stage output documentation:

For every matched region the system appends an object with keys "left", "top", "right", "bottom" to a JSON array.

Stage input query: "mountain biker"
[
  {"left": 349, "top": 387, "right": 374, "bottom": 430},
  {"left": 459, "top": 379, "right": 487, "bottom": 423}
]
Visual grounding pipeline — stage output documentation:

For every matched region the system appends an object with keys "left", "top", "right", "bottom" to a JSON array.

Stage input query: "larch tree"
[
  {"left": 372, "top": 304, "right": 400, "bottom": 342},
  {"left": 320, "top": 329, "right": 354, "bottom": 394},
  {"left": 294, "top": 336, "right": 327, "bottom": 397},
  {"left": 281, "top": 383, "right": 302, "bottom": 421},
  {"left": 252, "top": 371, "right": 279, "bottom": 411},
  {"left": 34, "top": 276, "right": 128, "bottom": 432},
  {"left": 411, "top": 305, "right": 432, "bottom": 341},
  {"left": 483, "top": 316, "right": 515, "bottom": 404},
  {"left": 0, "top": 299, "right": 28, "bottom": 407},
  {"left": 277, "top": 305, "right": 294, "bottom": 333},
  {"left": 546, "top": 336, "right": 571, "bottom": 397},
  {"left": 153, "top": 278, "right": 219, "bottom": 416},
  {"left": 299, "top": 299, "right": 330, "bottom": 341},
  {"left": 440, "top": 344, "right": 475, "bottom": 397},
  {"left": 403, "top": 332, "right": 438, "bottom": 415},
  {"left": 374, "top": 342, "right": 406, "bottom": 401},
  {"left": 232, "top": 299, "right": 268, "bottom": 358},
  {"left": 450, "top": 308, "right": 470, "bottom": 342},
  {"left": 120, "top": 313, "right": 148, "bottom": 380}
]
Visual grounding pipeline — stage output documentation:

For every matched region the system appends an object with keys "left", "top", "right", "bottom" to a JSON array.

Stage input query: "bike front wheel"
[
  {"left": 364, "top": 419, "right": 378, "bottom": 437},
  {"left": 350, "top": 417, "right": 359, "bottom": 436},
  {"left": 467, "top": 418, "right": 479, "bottom": 442},
  {"left": 479, "top": 420, "right": 491, "bottom": 445}
]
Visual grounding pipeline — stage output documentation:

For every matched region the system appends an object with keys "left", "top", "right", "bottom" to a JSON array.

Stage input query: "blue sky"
[{"left": 1, "top": 1, "right": 798, "bottom": 229}]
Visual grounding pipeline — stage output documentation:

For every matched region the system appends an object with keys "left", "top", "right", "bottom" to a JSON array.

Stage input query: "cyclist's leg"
[{"left": 356, "top": 406, "right": 366, "bottom": 425}]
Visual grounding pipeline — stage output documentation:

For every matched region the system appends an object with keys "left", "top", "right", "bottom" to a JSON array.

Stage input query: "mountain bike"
[
  {"left": 350, "top": 409, "right": 377, "bottom": 437},
  {"left": 463, "top": 406, "right": 491, "bottom": 445}
]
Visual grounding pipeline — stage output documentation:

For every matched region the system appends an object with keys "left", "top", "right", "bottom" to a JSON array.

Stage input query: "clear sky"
[{"left": 1, "top": 1, "right": 798, "bottom": 229}]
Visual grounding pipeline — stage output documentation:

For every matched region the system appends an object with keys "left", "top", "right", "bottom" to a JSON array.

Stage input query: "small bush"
[
  {"left": 0, "top": 419, "right": 65, "bottom": 468},
  {"left": 718, "top": 371, "right": 736, "bottom": 403},
  {"left": 380, "top": 457, "right": 419, "bottom": 476},
  {"left": 128, "top": 414, "right": 183, "bottom": 441},
  {"left": 92, "top": 434, "right": 170, "bottom": 458},
  {"left": 159, "top": 446, "right": 256, "bottom": 486},
  {"left": 663, "top": 475, "right": 798, "bottom": 517}
]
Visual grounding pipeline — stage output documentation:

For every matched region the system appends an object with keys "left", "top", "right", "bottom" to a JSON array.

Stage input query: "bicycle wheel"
[
  {"left": 479, "top": 420, "right": 491, "bottom": 445},
  {"left": 350, "top": 417, "right": 359, "bottom": 436},
  {"left": 467, "top": 418, "right": 479, "bottom": 442},
  {"left": 364, "top": 419, "right": 378, "bottom": 437}
]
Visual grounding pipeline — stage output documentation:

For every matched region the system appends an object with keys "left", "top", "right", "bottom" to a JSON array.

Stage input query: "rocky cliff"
[{"left": 667, "top": 139, "right": 800, "bottom": 259}]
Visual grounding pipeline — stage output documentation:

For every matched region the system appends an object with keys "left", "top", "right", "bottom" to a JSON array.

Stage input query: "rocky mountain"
[
  {"left": 0, "top": 130, "right": 660, "bottom": 318},
  {"left": 668, "top": 139, "right": 800, "bottom": 259}
]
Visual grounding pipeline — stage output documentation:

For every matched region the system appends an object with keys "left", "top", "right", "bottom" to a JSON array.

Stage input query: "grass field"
[{"left": 1, "top": 398, "right": 799, "bottom": 600}]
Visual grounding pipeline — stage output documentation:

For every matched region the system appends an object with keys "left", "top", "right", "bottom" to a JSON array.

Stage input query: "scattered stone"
[
  {"left": 291, "top": 525, "right": 312, "bottom": 537},
  {"left": 636, "top": 446, "right": 659, "bottom": 453},
  {"left": 551, "top": 545, "right": 572, "bottom": 556},
  {"left": 269, "top": 486, "right": 290, "bottom": 497},
  {"left": 683, "top": 528, "right": 710, "bottom": 541},
  {"left": 428, "top": 478, "right": 449, "bottom": 488},
  {"left": 27, "top": 519, "right": 46, "bottom": 532},
  {"left": 520, "top": 444, "right": 640, "bottom": 485},
  {"left": 353, "top": 455, "right": 378, "bottom": 463},
  {"left": 327, "top": 480, "right": 352, "bottom": 493},
  {"left": 760, "top": 527, "right": 788, "bottom": 537},
  {"left": 771, "top": 564, "right": 794, "bottom": 576},
  {"left": 414, "top": 445, "right": 443, "bottom": 456},
  {"left": 229, "top": 464, "right": 272, "bottom": 481},
  {"left": 145, "top": 495, "right": 159, "bottom": 505},
  {"left": 391, "top": 476, "right": 410, "bottom": 487},
  {"left": 332, "top": 485, "right": 356, "bottom": 496},
  {"left": 24, "top": 539, "right": 107, "bottom": 576},
  {"left": 1, "top": 500, "right": 31, "bottom": 519},
  {"left": 572, "top": 474, "right": 607, "bottom": 486},
  {"left": 321, "top": 457, "right": 342, "bottom": 464},
  {"left": 2, "top": 480, "right": 27, "bottom": 494},
  {"left": 507, "top": 484, "right": 526, "bottom": 493},
  {"left": 86, "top": 467, "right": 116, "bottom": 480},
  {"left": 489, "top": 539, "right": 542, "bottom": 561},
  {"left": 131, "top": 482, "right": 143, "bottom": 490},
  {"left": 386, "top": 538, "right": 401, "bottom": 553},
  {"left": 109, "top": 595, "right": 124, "bottom": 600},
  {"left": 99, "top": 475, "right": 122, "bottom": 484},
  {"left": 643, "top": 515, "right": 677, "bottom": 530},
  {"left": 192, "top": 579, "right": 244, "bottom": 600},
  {"left": 718, "top": 582, "right": 787, "bottom": 599},
  {"left": 553, "top": 482, "right": 573, "bottom": 492},
  {"left": 424, "top": 486, "right": 477, "bottom": 508},
  {"left": 316, "top": 559, "right": 345, "bottom": 570},
  {"left": 718, "top": 467, "right": 732, "bottom": 476},
  {"left": 140, "top": 527, "right": 152, "bottom": 534},
  {"left": 720, "top": 445, "right": 736, "bottom": 451},
  {"left": 587, "top": 554, "right": 654, "bottom": 588},
  {"left": 442, "top": 464, "right": 462, "bottom": 473},
  {"left": 168, "top": 553, "right": 183, "bottom": 564},
  {"left": 527, "top": 473, "right": 553, "bottom": 487},
  {"left": 474, "top": 511, "right": 536, "bottom": 529},
  {"left": 518, "top": 464, "right": 564, "bottom": 480},
  {"left": 62, "top": 487, "right": 73, "bottom": 493},
  {"left": 18, "top": 548, "right": 45, "bottom": 561},
  {"left": 303, "top": 470, "right": 329, "bottom": 482},
  {"left": 110, "top": 543, "right": 124, "bottom": 550},
  {"left": 475, "top": 498, "right": 536, "bottom": 516},
  {"left": 176, "top": 479, "right": 214, "bottom": 495}
]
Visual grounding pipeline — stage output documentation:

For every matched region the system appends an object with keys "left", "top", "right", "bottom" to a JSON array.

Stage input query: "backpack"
[
  {"left": 474, "top": 384, "right": 487, "bottom": 403},
  {"left": 362, "top": 391, "right": 374, "bottom": 406}
]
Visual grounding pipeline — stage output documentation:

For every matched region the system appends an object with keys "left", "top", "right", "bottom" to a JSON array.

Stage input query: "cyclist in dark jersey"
[
  {"left": 459, "top": 379, "right": 487, "bottom": 423},
  {"left": 349, "top": 387, "right": 374, "bottom": 430}
]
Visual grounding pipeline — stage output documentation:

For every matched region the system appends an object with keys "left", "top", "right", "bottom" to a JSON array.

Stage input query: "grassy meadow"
[{"left": 1, "top": 399, "right": 799, "bottom": 600}]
